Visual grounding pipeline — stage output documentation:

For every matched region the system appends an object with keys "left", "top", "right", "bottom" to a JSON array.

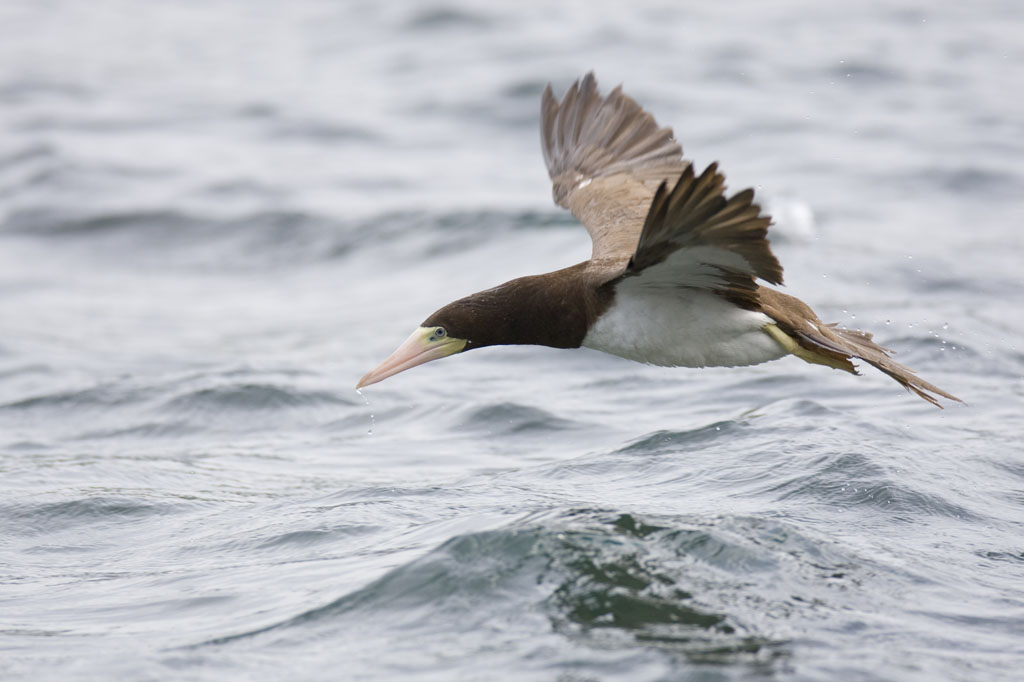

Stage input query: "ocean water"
[{"left": 2, "top": 1, "right": 1023, "bottom": 680}]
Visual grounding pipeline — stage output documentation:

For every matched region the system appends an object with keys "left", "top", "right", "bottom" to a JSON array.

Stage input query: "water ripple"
[
  {"left": 163, "top": 383, "right": 344, "bottom": 413},
  {"left": 1, "top": 496, "right": 175, "bottom": 536},
  {"left": 457, "top": 402, "right": 585, "bottom": 436}
]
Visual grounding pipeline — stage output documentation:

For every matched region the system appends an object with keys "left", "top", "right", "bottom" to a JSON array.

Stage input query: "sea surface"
[{"left": 2, "top": 1, "right": 1023, "bottom": 680}]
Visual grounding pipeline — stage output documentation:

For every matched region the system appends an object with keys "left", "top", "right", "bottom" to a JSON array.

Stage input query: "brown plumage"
[
  {"left": 357, "top": 72, "right": 961, "bottom": 409},
  {"left": 537, "top": 72, "right": 959, "bottom": 407}
]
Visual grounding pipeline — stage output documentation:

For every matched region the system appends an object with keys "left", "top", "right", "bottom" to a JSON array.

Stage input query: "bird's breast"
[{"left": 581, "top": 286, "right": 789, "bottom": 368}]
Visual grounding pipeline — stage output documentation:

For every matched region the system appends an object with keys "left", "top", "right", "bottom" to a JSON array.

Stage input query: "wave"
[
  {"left": 456, "top": 401, "right": 587, "bottom": 436},
  {"left": 163, "top": 382, "right": 345, "bottom": 413},
  {"left": 1, "top": 496, "right": 176, "bottom": 537},
  {"left": 764, "top": 450, "right": 980, "bottom": 520},
  {"left": 0, "top": 376, "right": 344, "bottom": 415},
  {"left": 199, "top": 509, "right": 814, "bottom": 671},
  {"left": 1, "top": 383, "right": 146, "bottom": 411},
  {"left": 0, "top": 371, "right": 353, "bottom": 442},
  {"left": 1, "top": 206, "right": 573, "bottom": 269},
  {"left": 153, "top": 377, "right": 353, "bottom": 435}
]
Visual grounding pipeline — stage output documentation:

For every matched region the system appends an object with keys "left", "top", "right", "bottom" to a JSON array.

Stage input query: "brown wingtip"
[
  {"left": 540, "top": 72, "right": 683, "bottom": 196},
  {"left": 630, "top": 161, "right": 785, "bottom": 292}
]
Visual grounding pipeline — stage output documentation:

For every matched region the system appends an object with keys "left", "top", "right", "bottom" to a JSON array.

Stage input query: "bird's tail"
[
  {"left": 764, "top": 320, "right": 961, "bottom": 408},
  {"left": 758, "top": 288, "right": 961, "bottom": 408}
]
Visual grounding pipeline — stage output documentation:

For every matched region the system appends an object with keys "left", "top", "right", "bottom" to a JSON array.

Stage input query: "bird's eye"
[{"left": 434, "top": 327, "right": 447, "bottom": 338}]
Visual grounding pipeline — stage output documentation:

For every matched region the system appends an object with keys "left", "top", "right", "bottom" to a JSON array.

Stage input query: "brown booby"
[{"left": 357, "top": 73, "right": 960, "bottom": 408}]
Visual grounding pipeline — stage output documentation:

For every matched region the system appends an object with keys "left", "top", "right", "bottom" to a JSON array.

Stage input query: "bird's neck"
[{"left": 464, "top": 263, "right": 604, "bottom": 350}]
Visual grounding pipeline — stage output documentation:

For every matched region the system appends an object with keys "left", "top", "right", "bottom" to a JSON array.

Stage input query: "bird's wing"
[
  {"left": 619, "top": 162, "right": 784, "bottom": 307},
  {"left": 541, "top": 73, "right": 686, "bottom": 268}
]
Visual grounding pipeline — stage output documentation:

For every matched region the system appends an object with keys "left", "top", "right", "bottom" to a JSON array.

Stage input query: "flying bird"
[{"left": 357, "top": 73, "right": 959, "bottom": 408}]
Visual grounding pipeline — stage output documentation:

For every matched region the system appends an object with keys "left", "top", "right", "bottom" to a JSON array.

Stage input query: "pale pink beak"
[{"left": 356, "top": 327, "right": 467, "bottom": 389}]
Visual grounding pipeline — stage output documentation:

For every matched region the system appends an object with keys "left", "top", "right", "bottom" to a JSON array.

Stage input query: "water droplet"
[
  {"left": 942, "top": 322, "right": 949, "bottom": 330},
  {"left": 355, "top": 388, "right": 375, "bottom": 435}
]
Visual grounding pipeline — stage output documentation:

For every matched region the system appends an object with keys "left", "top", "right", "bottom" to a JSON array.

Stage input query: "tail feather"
[
  {"left": 757, "top": 288, "right": 961, "bottom": 408},
  {"left": 827, "top": 326, "right": 962, "bottom": 408}
]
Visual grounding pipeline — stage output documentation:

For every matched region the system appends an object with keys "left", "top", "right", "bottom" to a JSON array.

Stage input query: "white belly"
[{"left": 582, "top": 287, "right": 789, "bottom": 368}]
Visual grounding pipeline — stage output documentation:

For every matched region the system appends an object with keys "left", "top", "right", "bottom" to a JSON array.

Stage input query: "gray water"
[{"left": 2, "top": 1, "right": 1023, "bottom": 680}]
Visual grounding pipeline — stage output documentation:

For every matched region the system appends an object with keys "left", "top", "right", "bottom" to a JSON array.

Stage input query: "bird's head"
[
  {"left": 354, "top": 322, "right": 468, "bottom": 389},
  {"left": 355, "top": 272, "right": 588, "bottom": 389},
  {"left": 354, "top": 295, "right": 492, "bottom": 389}
]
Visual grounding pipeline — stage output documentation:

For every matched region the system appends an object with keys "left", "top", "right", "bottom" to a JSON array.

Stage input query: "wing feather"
[
  {"left": 541, "top": 73, "right": 685, "bottom": 266},
  {"left": 542, "top": 74, "right": 782, "bottom": 301},
  {"left": 623, "top": 161, "right": 783, "bottom": 305}
]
